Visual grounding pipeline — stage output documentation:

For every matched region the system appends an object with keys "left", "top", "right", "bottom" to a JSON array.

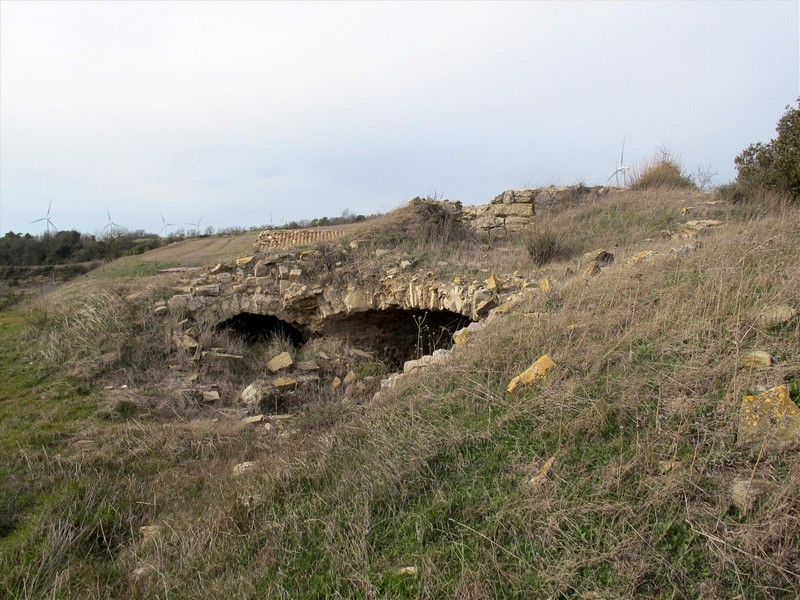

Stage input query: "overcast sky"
[{"left": 1, "top": 1, "right": 797, "bottom": 235}]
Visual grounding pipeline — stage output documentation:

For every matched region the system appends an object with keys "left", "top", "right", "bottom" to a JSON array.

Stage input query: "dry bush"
[
  {"left": 524, "top": 223, "right": 567, "bottom": 266},
  {"left": 350, "top": 197, "right": 473, "bottom": 248},
  {"left": 630, "top": 149, "right": 696, "bottom": 190}
]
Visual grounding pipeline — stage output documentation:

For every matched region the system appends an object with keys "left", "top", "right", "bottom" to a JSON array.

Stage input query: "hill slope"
[{"left": 1, "top": 190, "right": 798, "bottom": 598}]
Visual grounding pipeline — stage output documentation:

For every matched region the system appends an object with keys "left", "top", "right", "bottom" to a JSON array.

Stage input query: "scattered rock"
[
  {"left": 399, "top": 260, "right": 412, "bottom": 270},
  {"left": 140, "top": 525, "right": 162, "bottom": 542},
  {"left": 154, "top": 305, "right": 168, "bottom": 316},
  {"left": 300, "top": 249, "right": 323, "bottom": 261},
  {"left": 316, "top": 351, "right": 331, "bottom": 360},
  {"left": 237, "top": 493, "right": 264, "bottom": 510},
  {"left": 507, "top": 354, "right": 556, "bottom": 393},
  {"left": 289, "top": 268, "right": 302, "bottom": 279},
  {"left": 295, "top": 361, "right": 320, "bottom": 372},
  {"left": 235, "top": 255, "right": 255, "bottom": 267},
  {"left": 581, "top": 249, "right": 614, "bottom": 279},
  {"left": 241, "top": 415, "right": 264, "bottom": 425},
  {"left": 232, "top": 461, "right": 257, "bottom": 478},
  {"left": 486, "top": 273, "right": 501, "bottom": 291},
  {"left": 756, "top": 305, "right": 797, "bottom": 328},
  {"left": 266, "top": 352, "right": 294, "bottom": 373},
  {"left": 740, "top": 351, "right": 772, "bottom": 369},
  {"left": 241, "top": 381, "right": 274, "bottom": 414},
  {"left": 201, "top": 390, "right": 220, "bottom": 403},
  {"left": 626, "top": 250, "right": 658, "bottom": 266},
  {"left": 738, "top": 385, "right": 800, "bottom": 451},
  {"left": 273, "top": 376, "right": 298, "bottom": 392},
  {"left": 396, "top": 566, "right": 418, "bottom": 575},
  {"left": 375, "top": 249, "right": 391, "bottom": 257},
  {"left": 453, "top": 322, "right": 483, "bottom": 345},
  {"left": 539, "top": 278, "right": 552, "bottom": 293},
  {"left": 658, "top": 460, "right": 683, "bottom": 475},
  {"left": 472, "top": 288, "right": 497, "bottom": 318},
  {"left": 528, "top": 455, "right": 556, "bottom": 491},
  {"left": 730, "top": 478, "right": 777, "bottom": 513},
  {"left": 193, "top": 284, "right": 220, "bottom": 297},
  {"left": 331, "top": 376, "right": 342, "bottom": 390},
  {"left": 343, "top": 371, "right": 357, "bottom": 386},
  {"left": 673, "top": 220, "right": 723, "bottom": 239}
]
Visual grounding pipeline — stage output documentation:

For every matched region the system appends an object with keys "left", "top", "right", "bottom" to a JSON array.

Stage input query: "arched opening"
[
  {"left": 216, "top": 312, "right": 306, "bottom": 346},
  {"left": 321, "top": 308, "right": 472, "bottom": 367}
]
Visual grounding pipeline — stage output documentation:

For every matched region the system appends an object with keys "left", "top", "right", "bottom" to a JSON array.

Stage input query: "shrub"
[
  {"left": 630, "top": 150, "right": 696, "bottom": 190},
  {"left": 735, "top": 98, "right": 800, "bottom": 200},
  {"left": 525, "top": 225, "right": 564, "bottom": 266}
]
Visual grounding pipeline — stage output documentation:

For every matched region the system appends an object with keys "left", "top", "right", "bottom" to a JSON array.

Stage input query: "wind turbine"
[
  {"left": 160, "top": 212, "right": 177, "bottom": 237},
  {"left": 101, "top": 208, "right": 124, "bottom": 234},
  {"left": 187, "top": 214, "right": 204, "bottom": 236},
  {"left": 607, "top": 135, "right": 631, "bottom": 187},
  {"left": 31, "top": 200, "right": 58, "bottom": 234}
]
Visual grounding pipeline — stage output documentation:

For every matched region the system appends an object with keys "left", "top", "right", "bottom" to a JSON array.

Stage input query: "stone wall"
[{"left": 462, "top": 185, "right": 611, "bottom": 234}]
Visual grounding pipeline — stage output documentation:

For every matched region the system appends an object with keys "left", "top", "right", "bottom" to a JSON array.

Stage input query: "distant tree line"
[{"left": 0, "top": 230, "right": 170, "bottom": 266}]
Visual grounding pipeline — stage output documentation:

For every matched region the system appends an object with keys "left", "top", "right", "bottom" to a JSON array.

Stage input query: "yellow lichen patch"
[
  {"left": 508, "top": 354, "right": 556, "bottom": 393},
  {"left": 738, "top": 385, "right": 800, "bottom": 451},
  {"left": 626, "top": 250, "right": 658, "bottom": 266}
]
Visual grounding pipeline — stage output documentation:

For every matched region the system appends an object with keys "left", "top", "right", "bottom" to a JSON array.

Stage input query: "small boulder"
[
  {"left": 738, "top": 385, "right": 800, "bottom": 451},
  {"left": 508, "top": 354, "right": 556, "bottom": 393},
  {"left": 740, "top": 351, "right": 772, "bottom": 369},
  {"left": 756, "top": 305, "right": 797, "bottom": 328},
  {"left": 528, "top": 455, "right": 556, "bottom": 491},
  {"left": 266, "top": 352, "right": 294, "bottom": 373},
  {"left": 730, "top": 478, "right": 777, "bottom": 514},
  {"left": 232, "top": 461, "right": 257, "bottom": 478},
  {"left": 295, "top": 361, "right": 320, "bottom": 372},
  {"left": 273, "top": 376, "right": 297, "bottom": 392}
]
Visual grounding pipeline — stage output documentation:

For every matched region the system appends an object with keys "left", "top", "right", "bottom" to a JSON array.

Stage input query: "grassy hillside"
[{"left": 1, "top": 190, "right": 798, "bottom": 598}]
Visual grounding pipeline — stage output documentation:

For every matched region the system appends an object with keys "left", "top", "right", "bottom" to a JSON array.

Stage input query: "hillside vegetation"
[{"left": 1, "top": 187, "right": 799, "bottom": 598}]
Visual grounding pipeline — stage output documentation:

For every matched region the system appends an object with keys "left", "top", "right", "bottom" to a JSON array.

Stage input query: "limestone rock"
[
  {"left": 201, "top": 390, "right": 220, "bottom": 403},
  {"left": 453, "top": 322, "right": 483, "bottom": 345},
  {"left": 472, "top": 288, "right": 497, "bottom": 319},
  {"left": 266, "top": 352, "right": 294, "bottom": 373},
  {"left": 154, "top": 305, "right": 168, "bottom": 316},
  {"left": 508, "top": 354, "right": 556, "bottom": 393},
  {"left": 528, "top": 455, "right": 556, "bottom": 491},
  {"left": 140, "top": 525, "right": 162, "bottom": 542},
  {"left": 486, "top": 273, "right": 501, "bottom": 291},
  {"left": 740, "top": 351, "right": 772, "bottom": 369},
  {"left": 241, "top": 415, "right": 264, "bottom": 425},
  {"left": 232, "top": 461, "right": 257, "bottom": 478},
  {"left": 193, "top": 284, "right": 220, "bottom": 297},
  {"left": 241, "top": 381, "right": 275, "bottom": 414},
  {"left": 738, "top": 385, "right": 800, "bottom": 451},
  {"left": 236, "top": 255, "right": 255, "bottom": 267},
  {"left": 273, "top": 376, "right": 297, "bottom": 392},
  {"left": 658, "top": 460, "right": 683, "bottom": 475},
  {"left": 343, "top": 371, "right": 357, "bottom": 386},
  {"left": 626, "top": 250, "right": 658, "bottom": 266},
  {"left": 331, "top": 376, "right": 342, "bottom": 390},
  {"left": 399, "top": 260, "right": 412, "bottom": 270},
  {"left": 756, "top": 305, "right": 797, "bottom": 328},
  {"left": 295, "top": 361, "right": 320, "bottom": 372},
  {"left": 375, "top": 249, "right": 391, "bottom": 257},
  {"left": 730, "top": 478, "right": 777, "bottom": 513},
  {"left": 289, "top": 268, "right": 302, "bottom": 279},
  {"left": 673, "top": 220, "right": 723, "bottom": 239}
]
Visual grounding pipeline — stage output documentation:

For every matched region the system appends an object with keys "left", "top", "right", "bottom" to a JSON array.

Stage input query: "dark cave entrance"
[
  {"left": 216, "top": 313, "right": 306, "bottom": 346},
  {"left": 321, "top": 308, "right": 472, "bottom": 368}
]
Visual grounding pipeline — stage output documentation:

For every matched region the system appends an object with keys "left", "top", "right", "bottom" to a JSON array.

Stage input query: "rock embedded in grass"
[
  {"left": 738, "top": 385, "right": 800, "bottom": 451},
  {"left": 266, "top": 351, "right": 294, "bottom": 373}
]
